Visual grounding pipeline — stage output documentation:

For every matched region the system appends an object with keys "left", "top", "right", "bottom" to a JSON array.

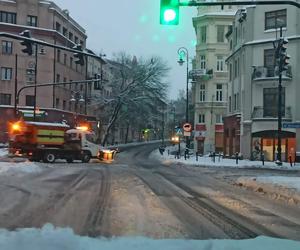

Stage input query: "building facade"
[
  {"left": 192, "top": 6, "right": 237, "bottom": 154},
  {"left": 224, "top": 5, "right": 300, "bottom": 161},
  {"left": 0, "top": 0, "right": 96, "bottom": 142}
]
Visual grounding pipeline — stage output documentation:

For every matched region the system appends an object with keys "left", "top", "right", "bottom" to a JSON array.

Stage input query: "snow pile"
[
  {"left": 0, "top": 161, "right": 42, "bottom": 176},
  {"left": 0, "top": 224, "right": 299, "bottom": 250},
  {"left": 0, "top": 148, "right": 8, "bottom": 157},
  {"left": 237, "top": 176, "right": 300, "bottom": 203},
  {"left": 152, "top": 146, "right": 300, "bottom": 170}
]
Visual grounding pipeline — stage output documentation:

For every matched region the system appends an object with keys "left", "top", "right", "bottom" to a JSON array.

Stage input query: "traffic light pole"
[
  {"left": 277, "top": 27, "right": 283, "bottom": 165},
  {"left": 179, "top": 0, "right": 300, "bottom": 8},
  {"left": 34, "top": 44, "right": 38, "bottom": 121},
  {"left": 15, "top": 78, "right": 100, "bottom": 116}
]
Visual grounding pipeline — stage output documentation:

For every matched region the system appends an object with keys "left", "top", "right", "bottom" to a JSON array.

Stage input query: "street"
[{"left": 1, "top": 143, "right": 300, "bottom": 240}]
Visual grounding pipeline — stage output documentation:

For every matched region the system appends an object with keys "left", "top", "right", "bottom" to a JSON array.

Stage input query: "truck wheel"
[
  {"left": 82, "top": 153, "right": 91, "bottom": 163},
  {"left": 43, "top": 152, "right": 56, "bottom": 163}
]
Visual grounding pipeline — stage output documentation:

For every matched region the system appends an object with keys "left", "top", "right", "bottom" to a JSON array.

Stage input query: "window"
[
  {"left": 63, "top": 77, "right": 67, "bottom": 87},
  {"left": 55, "top": 22, "right": 61, "bottom": 32},
  {"left": 199, "top": 114, "right": 205, "bottom": 123},
  {"left": 217, "top": 25, "right": 225, "bottom": 42},
  {"left": 234, "top": 60, "right": 238, "bottom": 78},
  {"left": 216, "top": 114, "right": 223, "bottom": 124},
  {"left": 69, "top": 32, "right": 73, "bottom": 41},
  {"left": 0, "top": 93, "right": 11, "bottom": 105},
  {"left": 1, "top": 67, "right": 12, "bottom": 80},
  {"left": 70, "top": 57, "right": 73, "bottom": 68},
  {"left": 263, "top": 88, "right": 285, "bottom": 117},
  {"left": 64, "top": 54, "right": 67, "bottom": 65},
  {"left": 63, "top": 27, "right": 68, "bottom": 36},
  {"left": 216, "top": 56, "right": 224, "bottom": 71},
  {"left": 200, "top": 55, "right": 206, "bottom": 69},
  {"left": 229, "top": 63, "right": 232, "bottom": 80},
  {"left": 229, "top": 96, "right": 232, "bottom": 112},
  {"left": 199, "top": 84, "right": 206, "bottom": 102},
  {"left": 234, "top": 94, "right": 237, "bottom": 110},
  {"left": 55, "top": 98, "right": 60, "bottom": 108},
  {"left": 57, "top": 49, "right": 61, "bottom": 62},
  {"left": 26, "top": 95, "right": 35, "bottom": 106},
  {"left": 216, "top": 84, "right": 223, "bottom": 102},
  {"left": 0, "top": 11, "right": 16, "bottom": 24},
  {"left": 56, "top": 74, "right": 60, "bottom": 83},
  {"left": 74, "top": 36, "right": 79, "bottom": 44},
  {"left": 27, "top": 15, "right": 37, "bottom": 27},
  {"left": 264, "top": 49, "right": 275, "bottom": 76},
  {"left": 63, "top": 100, "right": 66, "bottom": 110},
  {"left": 265, "top": 9, "right": 287, "bottom": 30},
  {"left": 201, "top": 26, "right": 207, "bottom": 43},
  {"left": 237, "top": 58, "right": 240, "bottom": 76},
  {"left": 2, "top": 41, "right": 12, "bottom": 54}
]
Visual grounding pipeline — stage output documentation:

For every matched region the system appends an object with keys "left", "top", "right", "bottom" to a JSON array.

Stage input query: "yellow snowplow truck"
[{"left": 8, "top": 121, "right": 101, "bottom": 163}]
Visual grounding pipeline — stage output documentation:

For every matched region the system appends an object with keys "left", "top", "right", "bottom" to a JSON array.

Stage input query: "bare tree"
[{"left": 91, "top": 53, "right": 169, "bottom": 145}]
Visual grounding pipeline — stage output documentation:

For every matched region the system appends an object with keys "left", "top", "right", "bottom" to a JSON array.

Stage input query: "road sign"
[
  {"left": 282, "top": 122, "right": 300, "bottom": 129},
  {"left": 184, "top": 131, "right": 191, "bottom": 137},
  {"left": 176, "top": 128, "right": 183, "bottom": 135},
  {"left": 183, "top": 123, "right": 192, "bottom": 132}
]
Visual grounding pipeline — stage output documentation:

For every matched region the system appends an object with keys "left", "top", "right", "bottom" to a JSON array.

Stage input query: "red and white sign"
[{"left": 183, "top": 123, "right": 192, "bottom": 132}]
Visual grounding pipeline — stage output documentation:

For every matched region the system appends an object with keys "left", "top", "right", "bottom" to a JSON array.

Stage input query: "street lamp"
[
  {"left": 177, "top": 47, "right": 190, "bottom": 149},
  {"left": 70, "top": 91, "right": 85, "bottom": 115}
]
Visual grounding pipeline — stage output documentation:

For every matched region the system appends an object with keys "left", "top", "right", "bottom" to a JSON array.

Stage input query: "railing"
[
  {"left": 252, "top": 106, "right": 292, "bottom": 119},
  {"left": 252, "top": 66, "right": 292, "bottom": 80}
]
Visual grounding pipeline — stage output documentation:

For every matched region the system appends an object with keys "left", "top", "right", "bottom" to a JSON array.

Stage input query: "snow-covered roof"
[{"left": 26, "top": 122, "right": 70, "bottom": 128}]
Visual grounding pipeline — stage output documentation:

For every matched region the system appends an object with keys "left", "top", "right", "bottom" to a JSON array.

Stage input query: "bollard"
[
  {"left": 196, "top": 152, "right": 199, "bottom": 161},
  {"left": 235, "top": 152, "right": 239, "bottom": 165},
  {"left": 168, "top": 149, "right": 170, "bottom": 156},
  {"left": 289, "top": 154, "right": 292, "bottom": 167},
  {"left": 212, "top": 152, "right": 216, "bottom": 163},
  {"left": 261, "top": 153, "right": 265, "bottom": 166},
  {"left": 218, "top": 153, "right": 221, "bottom": 162}
]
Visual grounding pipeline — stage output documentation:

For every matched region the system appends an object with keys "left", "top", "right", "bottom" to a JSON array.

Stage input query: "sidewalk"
[{"left": 152, "top": 146, "right": 300, "bottom": 170}]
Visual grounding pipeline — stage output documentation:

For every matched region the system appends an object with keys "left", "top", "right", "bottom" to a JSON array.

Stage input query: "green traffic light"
[
  {"left": 160, "top": 0, "right": 179, "bottom": 25},
  {"left": 164, "top": 9, "right": 176, "bottom": 22}
]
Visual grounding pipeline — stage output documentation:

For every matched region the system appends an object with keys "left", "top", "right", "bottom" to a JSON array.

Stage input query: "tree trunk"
[
  {"left": 102, "top": 102, "right": 121, "bottom": 146},
  {"left": 124, "top": 122, "right": 130, "bottom": 144}
]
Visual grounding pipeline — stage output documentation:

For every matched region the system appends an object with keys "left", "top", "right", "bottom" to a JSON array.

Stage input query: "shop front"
[{"left": 251, "top": 130, "right": 296, "bottom": 161}]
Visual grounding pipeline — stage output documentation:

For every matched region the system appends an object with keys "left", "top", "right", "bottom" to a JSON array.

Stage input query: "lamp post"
[
  {"left": 177, "top": 47, "right": 190, "bottom": 149},
  {"left": 70, "top": 91, "right": 85, "bottom": 125}
]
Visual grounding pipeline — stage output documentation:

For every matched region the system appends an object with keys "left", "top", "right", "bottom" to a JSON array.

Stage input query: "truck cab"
[{"left": 65, "top": 128, "right": 101, "bottom": 162}]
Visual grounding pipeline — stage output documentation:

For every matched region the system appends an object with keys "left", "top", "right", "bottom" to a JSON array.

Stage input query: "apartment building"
[
  {"left": 224, "top": 5, "right": 300, "bottom": 161},
  {"left": 0, "top": 0, "right": 92, "bottom": 142},
  {"left": 192, "top": 6, "right": 237, "bottom": 154}
]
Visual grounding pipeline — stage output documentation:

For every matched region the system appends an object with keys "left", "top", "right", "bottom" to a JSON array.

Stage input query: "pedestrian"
[{"left": 235, "top": 152, "right": 239, "bottom": 165}]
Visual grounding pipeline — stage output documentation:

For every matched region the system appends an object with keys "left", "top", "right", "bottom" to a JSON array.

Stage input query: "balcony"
[
  {"left": 252, "top": 66, "right": 292, "bottom": 80},
  {"left": 252, "top": 106, "right": 292, "bottom": 120}
]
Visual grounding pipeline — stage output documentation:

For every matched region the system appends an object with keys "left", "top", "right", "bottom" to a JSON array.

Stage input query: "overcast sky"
[{"left": 53, "top": 0, "right": 197, "bottom": 99}]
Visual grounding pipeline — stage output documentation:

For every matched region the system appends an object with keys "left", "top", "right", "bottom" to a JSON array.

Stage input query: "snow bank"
[
  {"left": 152, "top": 146, "right": 300, "bottom": 170},
  {"left": 0, "top": 161, "right": 42, "bottom": 176},
  {"left": 237, "top": 176, "right": 300, "bottom": 204},
  {"left": 0, "top": 224, "right": 299, "bottom": 250},
  {"left": 0, "top": 148, "right": 8, "bottom": 157}
]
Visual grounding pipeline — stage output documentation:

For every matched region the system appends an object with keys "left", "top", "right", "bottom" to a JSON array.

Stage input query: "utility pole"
[
  {"left": 14, "top": 54, "right": 18, "bottom": 118},
  {"left": 273, "top": 26, "right": 290, "bottom": 165}
]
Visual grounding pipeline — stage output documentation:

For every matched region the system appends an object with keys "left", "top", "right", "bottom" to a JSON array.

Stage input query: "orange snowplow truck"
[{"left": 8, "top": 121, "right": 101, "bottom": 163}]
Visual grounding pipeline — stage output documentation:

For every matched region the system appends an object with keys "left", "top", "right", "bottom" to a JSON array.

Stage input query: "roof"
[{"left": 26, "top": 122, "right": 70, "bottom": 128}]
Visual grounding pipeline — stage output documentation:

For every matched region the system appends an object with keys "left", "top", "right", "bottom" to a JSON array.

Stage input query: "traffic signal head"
[
  {"left": 160, "top": 0, "right": 179, "bottom": 25},
  {"left": 73, "top": 44, "right": 85, "bottom": 66},
  {"left": 279, "top": 38, "right": 290, "bottom": 71},
  {"left": 94, "top": 74, "right": 102, "bottom": 90},
  {"left": 19, "top": 30, "right": 33, "bottom": 55}
]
